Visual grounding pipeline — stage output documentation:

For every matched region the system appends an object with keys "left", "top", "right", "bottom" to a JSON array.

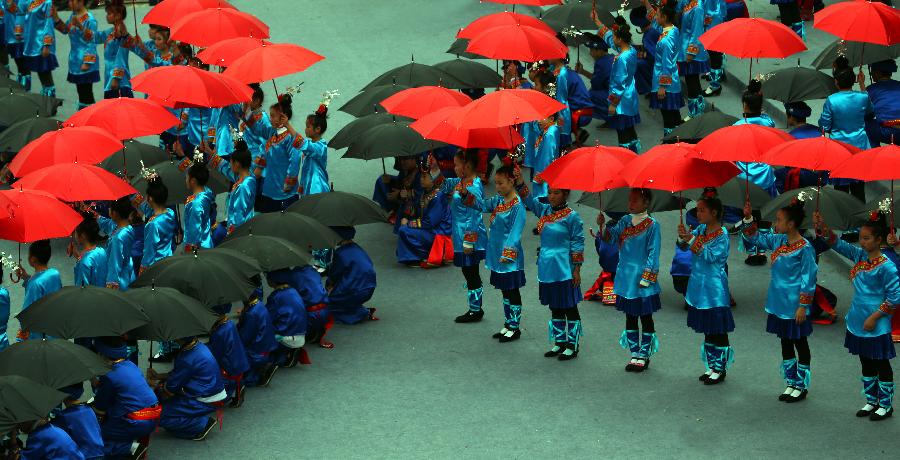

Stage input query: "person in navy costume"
[
  {"left": 396, "top": 170, "right": 453, "bottom": 268},
  {"left": 237, "top": 286, "right": 279, "bottom": 387},
  {"left": 264, "top": 270, "right": 310, "bottom": 368},
  {"left": 575, "top": 34, "right": 614, "bottom": 127},
  {"left": 864, "top": 60, "right": 900, "bottom": 147},
  {"left": 91, "top": 338, "right": 158, "bottom": 459},
  {"left": 285, "top": 265, "right": 335, "bottom": 348},
  {"left": 52, "top": 385, "right": 104, "bottom": 460},
  {"left": 207, "top": 304, "right": 251, "bottom": 408},
  {"left": 326, "top": 226, "right": 378, "bottom": 325},
  {"left": 18, "top": 419, "right": 84, "bottom": 460},
  {"left": 774, "top": 101, "right": 827, "bottom": 193},
  {"left": 147, "top": 337, "right": 225, "bottom": 441}
]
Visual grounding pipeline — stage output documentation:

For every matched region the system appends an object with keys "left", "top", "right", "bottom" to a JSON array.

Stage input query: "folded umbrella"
[
  {"left": 142, "top": 0, "right": 236, "bottom": 28},
  {"left": 16, "top": 163, "right": 137, "bottom": 202},
  {"left": 539, "top": 145, "right": 636, "bottom": 192},
  {"left": 338, "top": 84, "right": 410, "bottom": 117},
  {"left": 0, "top": 376, "right": 67, "bottom": 432},
  {"left": 288, "top": 191, "right": 389, "bottom": 226},
  {"left": 224, "top": 43, "right": 325, "bottom": 84},
  {"left": 17, "top": 286, "right": 150, "bottom": 339},
  {"left": 100, "top": 140, "right": 170, "bottom": 178},
  {"left": 466, "top": 23, "right": 569, "bottom": 61},
  {"left": 381, "top": 86, "right": 472, "bottom": 119},
  {"left": 362, "top": 62, "right": 464, "bottom": 91},
  {"left": 132, "top": 66, "right": 253, "bottom": 109},
  {"left": 761, "top": 186, "right": 863, "bottom": 230},
  {"left": 197, "top": 37, "right": 272, "bottom": 67},
  {"left": 457, "top": 11, "right": 556, "bottom": 39},
  {"left": 811, "top": 40, "right": 900, "bottom": 70},
  {"left": 577, "top": 189, "right": 688, "bottom": 214},
  {"left": 0, "top": 188, "right": 83, "bottom": 242},
  {"left": 662, "top": 110, "right": 739, "bottom": 143},
  {"left": 0, "top": 339, "right": 110, "bottom": 389},
  {"left": 0, "top": 116, "right": 59, "bottom": 153},
  {"left": 329, "top": 113, "right": 412, "bottom": 150},
  {"left": 410, "top": 106, "right": 524, "bottom": 149},
  {"left": 130, "top": 159, "right": 230, "bottom": 204},
  {"left": 9, "top": 126, "right": 123, "bottom": 177},
  {"left": 225, "top": 211, "right": 341, "bottom": 249},
  {"left": 343, "top": 121, "right": 444, "bottom": 160},
  {"left": 132, "top": 248, "right": 261, "bottom": 306},
  {"left": 761, "top": 66, "right": 837, "bottom": 103},
  {"left": 170, "top": 8, "right": 269, "bottom": 47},
  {"left": 433, "top": 58, "right": 501, "bottom": 88},
  {"left": 126, "top": 287, "right": 219, "bottom": 342},
  {"left": 64, "top": 97, "right": 180, "bottom": 140},
  {"left": 218, "top": 234, "right": 311, "bottom": 271}
]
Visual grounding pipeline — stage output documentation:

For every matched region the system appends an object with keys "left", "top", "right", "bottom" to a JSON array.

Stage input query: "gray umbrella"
[
  {"left": 288, "top": 191, "right": 389, "bottom": 226},
  {"left": 433, "top": 59, "right": 502, "bottom": 89},
  {"left": 0, "top": 116, "right": 60, "bottom": 152},
  {"left": 577, "top": 188, "right": 688, "bottom": 214},
  {"left": 100, "top": 139, "right": 170, "bottom": 178},
  {"left": 446, "top": 38, "right": 488, "bottom": 60},
  {"left": 362, "top": 62, "right": 465, "bottom": 91},
  {"left": 342, "top": 121, "right": 444, "bottom": 160},
  {"left": 338, "top": 84, "right": 410, "bottom": 117},
  {"left": 543, "top": 0, "right": 614, "bottom": 31},
  {"left": 811, "top": 40, "right": 900, "bottom": 70},
  {"left": 330, "top": 113, "right": 412, "bottom": 150},
  {"left": 761, "top": 66, "right": 837, "bottom": 103},
  {"left": 663, "top": 110, "right": 738, "bottom": 143}
]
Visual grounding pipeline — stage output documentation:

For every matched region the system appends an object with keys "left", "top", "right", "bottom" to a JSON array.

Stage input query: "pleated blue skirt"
[
  {"left": 687, "top": 306, "right": 735, "bottom": 335},
  {"left": 844, "top": 331, "right": 896, "bottom": 360},
  {"left": 539, "top": 280, "right": 581, "bottom": 309},
  {"left": 453, "top": 250, "right": 485, "bottom": 267},
  {"left": 490, "top": 270, "right": 526, "bottom": 290},
  {"left": 608, "top": 113, "right": 641, "bottom": 130},
  {"left": 649, "top": 91, "right": 685, "bottom": 110},
  {"left": 678, "top": 60, "right": 711, "bottom": 76},
  {"left": 615, "top": 293, "right": 661, "bottom": 316},
  {"left": 26, "top": 54, "right": 59, "bottom": 73},
  {"left": 67, "top": 71, "right": 101, "bottom": 84},
  {"left": 766, "top": 313, "right": 812, "bottom": 340}
]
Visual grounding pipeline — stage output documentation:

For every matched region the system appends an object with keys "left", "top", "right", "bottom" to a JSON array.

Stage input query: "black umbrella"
[
  {"left": 761, "top": 66, "right": 837, "bottom": 103},
  {"left": 760, "top": 186, "right": 864, "bottom": 230},
  {"left": 130, "top": 159, "right": 230, "bottom": 204},
  {"left": 338, "top": 84, "right": 410, "bottom": 117},
  {"left": 433, "top": 59, "right": 502, "bottom": 89},
  {"left": 595, "top": 0, "right": 641, "bottom": 9},
  {"left": 126, "top": 287, "right": 219, "bottom": 342},
  {"left": 543, "top": 0, "right": 613, "bottom": 31},
  {"left": 225, "top": 211, "right": 341, "bottom": 249},
  {"left": 663, "top": 110, "right": 739, "bottom": 143},
  {"left": 343, "top": 121, "right": 444, "bottom": 160},
  {"left": 811, "top": 40, "right": 900, "bottom": 70},
  {"left": 446, "top": 38, "right": 488, "bottom": 60},
  {"left": 0, "top": 94, "right": 56, "bottom": 127},
  {"left": 219, "top": 234, "right": 311, "bottom": 271},
  {"left": 0, "top": 116, "right": 60, "bottom": 152},
  {"left": 0, "top": 339, "right": 110, "bottom": 389},
  {"left": 288, "top": 191, "right": 390, "bottom": 226},
  {"left": 0, "top": 376, "right": 67, "bottom": 431},
  {"left": 577, "top": 188, "right": 688, "bottom": 214},
  {"left": 684, "top": 177, "right": 773, "bottom": 209},
  {"left": 330, "top": 113, "right": 412, "bottom": 150},
  {"left": 100, "top": 140, "right": 170, "bottom": 178},
  {"left": 132, "top": 248, "right": 261, "bottom": 306},
  {"left": 852, "top": 187, "right": 899, "bottom": 226},
  {"left": 362, "top": 62, "right": 465, "bottom": 91},
  {"left": 17, "top": 286, "right": 150, "bottom": 339},
  {"left": 0, "top": 77, "right": 25, "bottom": 96}
]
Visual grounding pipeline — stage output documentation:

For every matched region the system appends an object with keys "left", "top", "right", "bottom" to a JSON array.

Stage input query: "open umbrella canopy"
[
  {"left": 763, "top": 137, "right": 860, "bottom": 171},
  {"left": 132, "top": 248, "right": 261, "bottom": 306},
  {"left": 482, "top": 0, "right": 562, "bottom": 6},
  {"left": 362, "top": 62, "right": 464, "bottom": 91},
  {"left": 100, "top": 140, "right": 170, "bottom": 178},
  {"left": 760, "top": 66, "right": 837, "bottom": 103},
  {"left": 126, "top": 287, "right": 219, "bottom": 342},
  {"left": 224, "top": 43, "right": 325, "bottom": 84},
  {"left": 577, "top": 189, "right": 688, "bottom": 214},
  {"left": 695, "top": 124, "right": 794, "bottom": 163},
  {"left": 811, "top": 40, "right": 900, "bottom": 69},
  {"left": 622, "top": 143, "right": 739, "bottom": 192},
  {"left": 142, "top": 0, "right": 236, "bottom": 27},
  {"left": 381, "top": 86, "right": 472, "bottom": 119},
  {"left": 539, "top": 145, "right": 636, "bottom": 192},
  {"left": 0, "top": 376, "right": 67, "bottom": 431},
  {"left": 813, "top": 0, "right": 900, "bottom": 46},
  {"left": 64, "top": 98, "right": 180, "bottom": 140},
  {"left": 433, "top": 59, "right": 501, "bottom": 88},
  {"left": 542, "top": 0, "right": 607, "bottom": 31},
  {"left": 457, "top": 11, "right": 556, "bottom": 39},
  {"left": 219, "top": 234, "right": 311, "bottom": 271},
  {"left": 454, "top": 88, "right": 566, "bottom": 129},
  {"left": 288, "top": 191, "right": 389, "bottom": 226},
  {"left": 225, "top": 211, "right": 341, "bottom": 250},
  {"left": 410, "top": 106, "right": 524, "bottom": 149},
  {"left": 700, "top": 18, "right": 807, "bottom": 59},
  {"left": 662, "top": 110, "right": 739, "bottom": 143},
  {"left": 0, "top": 188, "right": 83, "bottom": 242},
  {"left": 130, "top": 159, "right": 230, "bottom": 204},
  {"left": 0, "top": 339, "right": 110, "bottom": 389},
  {"left": 761, "top": 186, "right": 864, "bottom": 230},
  {"left": 197, "top": 37, "right": 272, "bottom": 67},
  {"left": 342, "top": 121, "right": 444, "bottom": 160},
  {"left": 132, "top": 66, "right": 253, "bottom": 109},
  {"left": 446, "top": 38, "right": 488, "bottom": 59},
  {"left": 170, "top": 8, "right": 270, "bottom": 47},
  {"left": 329, "top": 113, "right": 412, "bottom": 150},
  {"left": 9, "top": 126, "right": 123, "bottom": 177},
  {"left": 16, "top": 163, "right": 137, "bottom": 202},
  {"left": 338, "top": 84, "right": 410, "bottom": 117},
  {"left": 17, "top": 286, "right": 150, "bottom": 339},
  {"left": 0, "top": 116, "right": 59, "bottom": 153},
  {"left": 465, "top": 23, "right": 568, "bottom": 61},
  {"left": 831, "top": 144, "right": 900, "bottom": 182},
  {"left": 684, "top": 177, "right": 773, "bottom": 209},
  {"left": 0, "top": 93, "right": 56, "bottom": 127}
]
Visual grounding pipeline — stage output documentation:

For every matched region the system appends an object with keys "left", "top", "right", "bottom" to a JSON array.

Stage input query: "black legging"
[
  {"left": 501, "top": 289, "right": 521, "bottom": 306},
  {"left": 0, "top": 46, "right": 8, "bottom": 67},
  {"left": 37, "top": 71, "right": 53, "bottom": 87},
  {"left": 552, "top": 307, "right": 581, "bottom": 321},
  {"left": 76, "top": 83, "right": 96, "bottom": 106},
  {"left": 625, "top": 314, "right": 655, "bottom": 333},
  {"left": 684, "top": 74, "right": 702, "bottom": 99},
  {"left": 777, "top": 2, "right": 801, "bottom": 26},
  {"left": 709, "top": 51, "right": 723, "bottom": 71},
  {"left": 616, "top": 126, "right": 638, "bottom": 145},
  {"left": 13, "top": 57, "right": 28, "bottom": 76},
  {"left": 781, "top": 337, "right": 811, "bottom": 365},
  {"left": 705, "top": 333, "right": 730, "bottom": 347},
  {"left": 661, "top": 109, "right": 682, "bottom": 130},
  {"left": 461, "top": 265, "right": 482, "bottom": 290},
  {"left": 860, "top": 356, "right": 894, "bottom": 381}
]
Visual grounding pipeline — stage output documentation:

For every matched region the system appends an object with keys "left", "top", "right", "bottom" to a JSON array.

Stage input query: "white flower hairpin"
[
  {"left": 561, "top": 26, "right": 583, "bottom": 39},
  {"left": 230, "top": 124, "right": 244, "bottom": 145},
  {"left": 796, "top": 189, "right": 816, "bottom": 202},
  {"left": 879, "top": 197, "right": 893, "bottom": 214},
  {"left": 285, "top": 82, "right": 305, "bottom": 96},
  {"left": 0, "top": 252, "right": 17, "bottom": 271},
  {"left": 140, "top": 160, "right": 159, "bottom": 182},
  {"left": 321, "top": 90, "right": 340, "bottom": 107},
  {"left": 546, "top": 82, "right": 558, "bottom": 98}
]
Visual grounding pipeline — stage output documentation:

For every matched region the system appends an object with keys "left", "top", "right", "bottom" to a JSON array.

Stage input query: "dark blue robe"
[
  {"left": 288, "top": 265, "right": 330, "bottom": 335},
  {"left": 635, "top": 26, "right": 661, "bottom": 95},
  {"left": 160, "top": 342, "right": 225, "bottom": 439},
  {"left": 327, "top": 243, "right": 377, "bottom": 325},
  {"left": 21, "top": 424, "right": 84, "bottom": 460},
  {"left": 91, "top": 360, "right": 158, "bottom": 457},
  {"left": 396, "top": 191, "right": 452, "bottom": 264},
  {"left": 238, "top": 299, "right": 278, "bottom": 386},
  {"left": 208, "top": 319, "right": 250, "bottom": 398},
  {"left": 52, "top": 405, "right": 104, "bottom": 459},
  {"left": 589, "top": 54, "right": 615, "bottom": 121}
]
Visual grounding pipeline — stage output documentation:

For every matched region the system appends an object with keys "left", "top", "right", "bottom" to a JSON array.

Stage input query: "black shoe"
[
  {"left": 260, "top": 364, "right": 278, "bottom": 387},
  {"left": 856, "top": 404, "right": 878, "bottom": 417},
  {"left": 192, "top": 417, "right": 218, "bottom": 441},
  {"left": 699, "top": 372, "right": 711, "bottom": 382},
  {"left": 785, "top": 389, "right": 808, "bottom": 403},
  {"left": 577, "top": 129, "right": 589, "bottom": 146},
  {"left": 544, "top": 343, "right": 565, "bottom": 357},
  {"left": 703, "top": 86, "right": 722, "bottom": 97},
  {"left": 625, "top": 358, "right": 638, "bottom": 372},
  {"left": 131, "top": 442, "right": 149, "bottom": 460},
  {"left": 631, "top": 358, "right": 650, "bottom": 372},
  {"left": 778, "top": 387, "right": 795, "bottom": 401},
  {"left": 702, "top": 73, "right": 711, "bottom": 81},
  {"left": 498, "top": 329, "right": 521, "bottom": 343},
  {"left": 454, "top": 310, "right": 484, "bottom": 323},
  {"left": 148, "top": 350, "right": 176, "bottom": 363},
  {"left": 558, "top": 345, "right": 579, "bottom": 361},
  {"left": 704, "top": 370, "right": 726, "bottom": 385},
  {"left": 841, "top": 232, "right": 859, "bottom": 243},
  {"left": 228, "top": 386, "right": 246, "bottom": 408},
  {"left": 283, "top": 349, "right": 300, "bottom": 368},
  {"left": 492, "top": 325, "right": 509, "bottom": 339},
  {"left": 870, "top": 407, "right": 894, "bottom": 421},
  {"left": 745, "top": 254, "right": 767, "bottom": 266}
]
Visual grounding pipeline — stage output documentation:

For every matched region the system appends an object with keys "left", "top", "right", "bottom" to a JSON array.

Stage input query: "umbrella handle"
[
  {"left": 148, "top": 341, "right": 153, "bottom": 370},
  {"left": 131, "top": 1, "right": 138, "bottom": 40},
  {"left": 892, "top": 179, "right": 895, "bottom": 235}
]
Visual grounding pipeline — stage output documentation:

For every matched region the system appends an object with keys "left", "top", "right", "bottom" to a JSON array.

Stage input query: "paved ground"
[{"left": 3, "top": 0, "right": 899, "bottom": 458}]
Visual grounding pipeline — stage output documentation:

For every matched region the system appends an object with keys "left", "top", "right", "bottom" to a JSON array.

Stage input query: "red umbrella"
[
  {"left": 814, "top": 0, "right": 900, "bottom": 46},
  {"left": 830, "top": 144, "right": 900, "bottom": 181},
  {"left": 381, "top": 86, "right": 472, "bottom": 119},
  {"left": 0, "top": 188, "right": 83, "bottom": 243},
  {"left": 9, "top": 127, "right": 123, "bottom": 177},
  {"left": 142, "top": 0, "right": 236, "bottom": 28},
  {"left": 539, "top": 145, "right": 636, "bottom": 192},
  {"left": 411, "top": 107, "right": 524, "bottom": 149},
  {"left": 466, "top": 23, "right": 568, "bottom": 61},
  {"left": 132, "top": 66, "right": 253, "bottom": 109},
  {"left": 621, "top": 143, "right": 739, "bottom": 192},
  {"left": 64, "top": 98, "right": 180, "bottom": 140},
  {"left": 700, "top": 18, "right": 807, "bottom": 80},
  {"left": 223, "top": 43, "right": 325, "bottom": 84},
  {"left": 457, "top": 12, "right": 556, "bottom": 39},
  {"left": 694, "top": 124, "right": 794, "bottom": 163},
  {"left": 455, "top": 88, "right": 566, "bottom": 129},
  {"left": 762, "top": 137, "right": 861, "bottom": 171},
  {"left": 483, "top": 0, "right": 563, "bottom": 5},
  {"left": 170, "top": 8, "right": 269, "bottom": 48},
  {"left": 16, "top": 164, "right": 137, "bottom": 202},
  {"left": 197, "top": 37, "right": 272, "bottom": 67}
]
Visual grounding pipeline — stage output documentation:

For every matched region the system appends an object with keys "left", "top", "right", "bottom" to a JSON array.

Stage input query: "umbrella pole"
[
  {"left": 148, "top": 341, "right": 153, "bottom": 370},
  {"left": 122, "top": 143, "right": 128, "bottom": 177},
  {"left": 381, "top": 157, "right": 386, "bottom": 175},
  {"left": 271, "top": 79, "right": 279, "bottom": 97},
  {"left": 679, "top": 191, "right": 684, "bottom": 225},
  {"left": 131, "top": 0, "right": 138, "bottom": 35},
  {"left": 892, "top": 179, "right": 895, "bottom": 235}
]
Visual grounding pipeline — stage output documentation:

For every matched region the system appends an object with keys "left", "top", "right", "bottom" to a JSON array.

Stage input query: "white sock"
[
  {"left": 561, "top": 348, "right": 574, "bottom": 356},
  {"left": 502, "top": 329, "right": 516, "bottom": 338},
  {"left": 782, "top": 387, "right": 794, "bottom": 395},
  {"left": 704, "top": 370, "right": 713, "bottom": 377},
  {"left": 629, "top": 357, "right": 639, "bottom": 364},
  {"left": 874, "top": 407, "right": 889, "bottom": 416},
  {"left": 789, "top": 388, "right": 804, "bottom": 398},
  {"left": 708, "top": 371, "right": 721, "bottom": 380},
  {"left": 861, "top": 403, "right": 876, "bottom": 412},
  {"left": 550, "top": 345, "right": 562, "bottom": 352},
  {"left": 498, "top": 327, "right": 509, "bottom": 335}
]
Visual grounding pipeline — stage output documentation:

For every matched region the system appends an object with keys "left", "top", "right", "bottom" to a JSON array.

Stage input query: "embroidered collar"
[
  {"left": 490, "top": 196, "right": 520, "bottom": 224},
  {"left": 691, "top": 226, "right": 723, "bottom": 253},
  {"left": 630, "top": 211, "right": 649, "bottom": 222},
  {"left": 619, "top": 216, "right": 653, "bottom": 246},
  {"left": 771, "top": 238, "right": 807, "bottom": 262},
  {"left": 536, "top": 207, "right": 572, "bottom": 233},
  {"left": 454, "top": 177, "right": 474, "bottom": 193},
  {"left": 658, "top": 27, "right": 672, "bottom": 42},
  {"left": 850, "top": 255, "right": 887, "bottom": 279}
]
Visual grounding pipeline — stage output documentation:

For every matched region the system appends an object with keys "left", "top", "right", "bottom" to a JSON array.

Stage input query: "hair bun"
[
  {"left": 316, "top": 104, "right": 328, "bottom": 116},
  {"left": 277, "top": 93, "right": 293, "bottom": 105},
  {"left": 746, "top": 79, "right": 762, "bottom": 95}
]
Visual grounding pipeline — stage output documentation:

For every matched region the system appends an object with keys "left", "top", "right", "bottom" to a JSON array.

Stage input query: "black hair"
[
  {"left": 105, "top": 2, "right": 127, "bottom": 19},
  {"left": 188, "top": 162, "right": 210, "bottom": 186},
  {"left": 659, "top": 2, "right": 677, "bottom": 23},
  {"left": 455, "top": 149, "right": 479, "bottom": 171},
  {"left": 178, "top": 43, "right": 194, "bottom": 59},
  {"left": 29, "top": 240, "right": 51, "bottom": 265},
  {"left": 631, "top": 187, "right": 653, "bottom": 206},
  {"left": 834, "top": 67, "right": 855, "bottom": 89},
  {"left": 698, "top": 196, "right": 724, "bottom": 222},
  {"left": 495, "top": 165, "right": 516, "bottom": 180},
  {"left": 109, "top": 196, "right": 134, "bottom": 221},
  {"left": 272, "top": 93, "right": 293, "bottom": 120},
  {"left": 75, "top": 215, "right": 107, "bottom": 245},
  {"left": 742, "top": 79, "right": 764, "bottom": 115},
  {"left": 307, "top": 110, "right": 328, "bottom": 134},
  {"left": 231, "top": 141, "right": 252, "bottom": 170},
  {"left": 780, "top": 200, "right": 806, "bottom": 229},
  {"left": 613, "top": 16, "right": 632, "bottom": 44},
  {"left": 833, "top": 55, "right": 850, "bottom": 72},
  {"left": 535, "top": 70, "right": 556, "bottom": 92},
  {"left": 249, "top": 83, "right": 265, "bottom": 104},
  {"left": 863, "top": 211, "right": 889, "bottom": 241},
  {"left": 188, "top": 56, "right": 210, "bottom": 71},
  {"left": 146, "top": 179, "right": 169, "bottom": 206}
]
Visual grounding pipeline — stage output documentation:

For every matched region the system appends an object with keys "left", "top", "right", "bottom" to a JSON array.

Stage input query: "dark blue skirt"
[
  {"left": 608, "top": 113, "right": 641, "bottom": 131},
  {"left": 844, "top": 330, "right": 896, "bottom": 360},
  {"left": 490, "top": 270, "right": 526, "bottom": 290},
  {"left": 615, "top": 293, "right": 661, "bottom": 316},
  {"left": 453, "top": 250, "right": 485, "bottom": 267},
  {"left": 26, "top": 54, "right": 59, "bottom": 73},
  {"left": 679, "top": 60, "right": 711, "bottom": 76},
  {"left": 6, "top": 43, "right": 24, "bottom": 59},
  {"left": 649, "top": 91, "right": 685, "bottom": 110},
  {"left": 766, "top": 313, "right": 812, "bottom": 340},
  {"left": 686, "top": 306, "right": 735, "bottom": 334},
  {"left": 67, "top": 71, "right": 101, "bottom": 85},
  {"left": 539, "top": 280, "right": 581, "bottom": 309}
]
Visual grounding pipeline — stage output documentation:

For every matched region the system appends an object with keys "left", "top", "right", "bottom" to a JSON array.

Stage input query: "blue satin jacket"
[
  {"left": 245, "top": 117, "right": 302, "bottom": 201},
  {"left": 74, "top": 246, "right": 108, "bottom": 287},
  {"left": 830, "top": 236, "right": 900, "bottom": 338},
  {"left": 652, "top": 26, "right": 682, "bottom": 94},
  {"left": 734, "top": 115, "right": 777, "bottom": 192},
  {"left": 604, "top": 214, "right": 661, "bottom": 299},
  {"left": 471, "top": 194, "right": 526, "bottom": 273},
  {"left": 677, "top": 0, "right": 709, "bottom": 62},
  {"left": 602, "top": 31, "right": 640, "bottom": 117},
  {"left": 211, "top": 155, "right": 256, "bottom": 234},
  {"left": 23, "top": 0, "right": 54, "bottom": 58},
  {"left": 57, "top": 11, "right": 99, "bottom": 76},
  {"left": 685, "top": 225, "right": 731, "bottom": 309},
  {"left": 208, "top": 319, "right": 250, "bottom": 376},
  {"left": 165, "top": 341, "right": 225, "bottom": 399},
  {"left": 819, "top": 90, "right": 874, "bottom": 150},
  {"left": 437, "top": 176, "right": 488, "bottom": 254},
  {"left": 298, "top": 138, "right": 330, "bottom": 196},
  {"left": 23, "top": 268, "right": 61, "bottom": 310},
  {"left": 93, "top": 29, "right": 131, "bottom": 91},
  {"left": 100, "top": 219, "right": 135, "bottom": 289},
  {"left": 140, "top": 209, "right": 176, "bottom": 270},
  {"left": 184, "top": 188, "right": 215, "bottom": 251},
  {"left": 520, "top": 186, "right": 585, "bottom": 283}
]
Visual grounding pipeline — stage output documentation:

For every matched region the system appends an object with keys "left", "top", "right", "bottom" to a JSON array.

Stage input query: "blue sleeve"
[
  {"left": 744, "top": 227, "right": 780, "bottom": 251},
  {"left": 463, "top": 183, "right": 485, "bottom": 244},
  {"left": 184, "top": 202, "right": 202, "bottom": 247},
  {"left": 141, "top": 223, "right": 157, "bottom": 269},
  {"left": 818, "top": 99, "right": 833, "bottom": 132},
  {"left": 799, "top": 246, "right": 818, "bottom": 310},
  {"left": 231, "top": 182, "right": 255, "bottom": 229},
  {"left": 500, "top": 204, "right": 526, "bottom": 262},
  {"left": 570, "top": 213, "right": 585, "bottom": 264},
  {"left": 831, "top": 236, "right": 866, "bottom": 262},
  {"left": 286, "top": 137, "right": 302, "bottom": 189},
  {"left": 658, "top": 39, "right": 677, "bottom": 88},
  {"left": 106, "top": 236, "right": 122, "bottom": 287},
  {"left": 91, "top": 375, "right": 115, "bottom": 411},
  {"left": 518, "top": 183, "right": 550, "bottom": 217},
  {"left": 238, "top": 312, "right": 258, "bottom": 347},
  {"left": 644, "top": 222, "right": 662, "bottom": 283},
  {"left": 164, "top": 359, "right": 192, "bottom": 394},
  {"left": 608, "top": 57, "right": 625, "bottom": 104},
  {"left": 696, "top": 232, "right": 729, "bottom": 264},
  {"left": 245, "top": 112, "right": 274, "bottom": 139},
  {"left": 604, "top": 217, "right": 626, "bottom": 243},
  {"left": 92, "top": 28, "right": 109, "bottom": 44},
  {"left": 884, "top": 265, "right": 900, "bottom": 311}
]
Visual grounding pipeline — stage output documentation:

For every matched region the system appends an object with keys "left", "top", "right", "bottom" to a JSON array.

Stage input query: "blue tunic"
[
  {"left": 92, "top": 29, "right": 131, "bottom": 92},
  {"left": 2, "top": 1, "right": 25, "bottom": 48},
  {"left": 867, "top": 79, "right": 900, "bottom": 128},
  {"left": 186, "top": 107, "right": 214, "bottom": 148},
  {"left": 57, "top": 12, "right": 99, "bottom": 77},
  {"left": 140, "top": 209, "right": 176, "bottom": 270},
  {"left": 22, "top": 0, "right": 54, "bottom": 59},
  {"left": 210, "top": 104, "right": 241, "bottom": 156},
  {"left": 396, "top": 190, "right": 452, "bottom": 264},
  {"left": 288, "top": 265, "right": 329, "bottom": 307},
  {"left": 604, "top": 214, "right": 662, "bottom": 299},
  {"left": 101, "top": 220, "right": 135, "bottom": 290},
  {"left": 595, "top": 232, "right": 619, "bottom": 273},
  {"left": 704, "top": 0, "right": 727, "bottom": 28},
  {"left": 473, "top": 194, "right": 526, "bottom": 274},
  {"left": 74, "top": 247, "right": 108, "bottom": 287},
  {"left": 746, "top": 231, "right": 817, "bottom": 318},
  {"left": 603, "top": 33, "right": 640, "bottom": 118},
  {"left": 237, "top": 298, "right": 277, "bottom": 369},
  {"left": 589, "top": 54, "right": 614, "bottom": 116},
  {"left": 298, "top": 138, "right": 330, "bottom": 196},
  {"left": 0, "top": 288, "right": 9, "bottom": 351},
  {"left": 532, "top": 124, "right": 561, "bottom": 198},
  {"left": 437, "top": 176, "right": 488, "bottom": 255},
  {"left": 245, "top": 117, "right": 301, "bottom": 201},
  {"left": 184, "top": 188, "right": 215, "bottom": 250},
  {"left": 208, "top": 319, "right": 250, "bottom": 377},
  {"left": 554, "top": 66, "right": 573, "bottom": 137},
  {"left": 266, "top": 287, "right": 308, "bottom": 338},
  {"left": 90, "top": 360, "right": 158, "bottom": 457},
  {"left": 685, "top": 225, "right": 730, "bottom": 309},
  {"left": 520, "top": 193, "right": 585, "bottom": 283},
  {"left": 830, "top": 238, "right": 900, "bottom": 338},
  {"left": 734, "top": 115, "right": 777, "bottom": 193},
  {"left": 52, "top": 405, "right": 104, "bottom": 460},
  {"left": 23, "top": 268, "right": 61, "bottom": 310},
  {"left": 652, "top": 26, "right": 682, "bottom": 94},
  {"left": 242, "top": 110, "right": 269, "bottom": 167},
  {"left": 211, "top": 155, "right": 256, "bottom": 234},
  {"left": 21, "top": 423, "right": 84, "bottom": 460},
  {"left": 819, "top": 90, "right": 874, "bottom": 150},
  {"left": 327, "top": 243, "right": 377, "bottom": 324},
  {"left": 165, "top": 342, "right": 225, "bottom": 398},
  {"left": 677, "top": 0, "right": 709, "bottom": 63}
]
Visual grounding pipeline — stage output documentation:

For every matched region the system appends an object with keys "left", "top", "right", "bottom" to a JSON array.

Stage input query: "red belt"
[
  {"left": 220, "top": 369, "right": 244, "bottom": 382},
  {"left": 306, "top": 303, "right": 327, "bottom": 313},
  {"left": 127, "top": 405, "right": 162, "bottom": 421},
  {"left": 882, "top": 120, "right": 900, "bottom": 128}
]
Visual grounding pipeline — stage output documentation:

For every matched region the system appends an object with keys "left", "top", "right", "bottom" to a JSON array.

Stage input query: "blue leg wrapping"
[
  {"left": 41, "top": 85, "right": 56, "bottom": 97},
  {"left": 467, "top": 287, "right": 483, "bottom": 312},
  {"left": 795, "top": 363, "right": 810, "bottom": 390},
  {"left": 508, "top": 304, "right": 522, "bottom": 330},
  {"left": 566, "top": 320, "right": 582, "bottom": 350},
  {"left": 862, "top": 376, "right": 880, "bottom": 404},
  {"left": 710, "top": 345, "right": 733, "bottom": 372},
  {"left": 619, "top": 329, "right": 640, "bottom": 356},
  {"left": 619, "top": 139, "right": 641, "bottom": 154},
  {"left": 709, "top": 69, "right": 723, "bottom": 90},
  {"left": 781, "top": 358, "right": 798, "bottom": 386},
  {"left": 548, "top": 319, "right": 566, "bottom": 344},
  {"left": 639, "top": 332, "right": 658, "bottom": 358},
  {"left": 663, "top": 127, "right": 674, "bottom": 138},
  {"left": 77, "top": 102, "right": 91, "bottom": 110},
  {"left": 18, "top": 74, "right": 31, "bottom": 92},
  {"left": 502, "top": 298, "right": 511, "bottom": 327},
  {"left": 878, "top": 381, "right": 894, "bottom": 411},
  {"left": 791, "top": 21, "right": 805, "bottom": 40},
  {"left": 701, "top": 342, "right": 712, "bottom": 369}
]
